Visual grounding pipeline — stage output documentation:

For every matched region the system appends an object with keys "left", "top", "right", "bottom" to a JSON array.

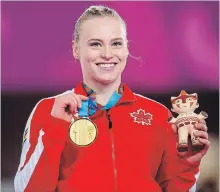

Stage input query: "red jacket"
[{"left": 14, "top": 82, "right": 200, "bottom": 192}]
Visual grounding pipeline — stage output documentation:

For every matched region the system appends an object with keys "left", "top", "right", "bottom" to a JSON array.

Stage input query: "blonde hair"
[{"left": 73, "top": 5, "right": 127, "bottom": 42}]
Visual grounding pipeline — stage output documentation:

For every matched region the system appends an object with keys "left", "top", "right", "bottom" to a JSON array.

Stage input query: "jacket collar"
[{"left": 73, "top": 81, "right": 137, "bottom": 105}]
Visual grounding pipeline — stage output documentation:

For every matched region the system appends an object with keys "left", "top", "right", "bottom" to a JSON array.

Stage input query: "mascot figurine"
[{"left": 168, "top": 90, "right": 208, "bottom": 152}]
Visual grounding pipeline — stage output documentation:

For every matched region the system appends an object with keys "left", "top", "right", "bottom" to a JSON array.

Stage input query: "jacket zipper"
[{"left": 106, "top": 109, "right": 117, "bottom": 192}]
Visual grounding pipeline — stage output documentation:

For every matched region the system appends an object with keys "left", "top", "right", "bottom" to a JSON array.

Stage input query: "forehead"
[{"left": 79, "top": 17, "right": 126, "bottom": 41}]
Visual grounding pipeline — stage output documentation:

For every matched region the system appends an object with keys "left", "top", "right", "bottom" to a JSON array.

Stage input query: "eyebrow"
[{"left": 87, "top": 37, "right": 124, "bottom": 42}]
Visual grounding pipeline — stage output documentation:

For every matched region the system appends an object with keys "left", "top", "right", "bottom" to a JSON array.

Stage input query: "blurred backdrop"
[{"left": 1, "top": 1, "right": 219, "bottom": 191}]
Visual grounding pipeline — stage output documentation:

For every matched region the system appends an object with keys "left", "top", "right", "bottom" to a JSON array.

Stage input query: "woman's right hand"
[{"left": 51, "top": 91, "right": 88, "bottom": 122}]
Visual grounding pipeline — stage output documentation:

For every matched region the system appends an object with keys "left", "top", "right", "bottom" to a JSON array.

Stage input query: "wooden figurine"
[{"left": 168, "top": 90, "right": 208, "bottom": 152}]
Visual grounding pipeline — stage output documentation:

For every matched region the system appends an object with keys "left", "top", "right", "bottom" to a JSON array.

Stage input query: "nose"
[{"left": 101, "top": 47, "right": 113, "bottom": 60}]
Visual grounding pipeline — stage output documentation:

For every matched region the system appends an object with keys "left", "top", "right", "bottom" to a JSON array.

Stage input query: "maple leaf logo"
[{"left": 130, "top": 109, "right": 153, "bottom": 126}]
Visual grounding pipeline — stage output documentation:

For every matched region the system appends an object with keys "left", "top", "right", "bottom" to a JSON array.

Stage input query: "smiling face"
[
  {"left": 171, "top": 91, "right": 199, "bottom": 114},
  {"left": 72, "top": 16, "right": 129, "bottom": 85}
]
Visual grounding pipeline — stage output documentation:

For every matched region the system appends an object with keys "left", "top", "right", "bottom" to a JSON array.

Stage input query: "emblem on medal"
[{"left": 69, "top": 117, "right": 98, "bottom": 146}]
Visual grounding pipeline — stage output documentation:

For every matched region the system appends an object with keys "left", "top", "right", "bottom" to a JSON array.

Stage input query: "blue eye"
[
  {"left": 112, "top": 41, "right": 122, "bottom": 46},
  {"left": 90, "top": 42, "right": 101, "bottom": 47}
]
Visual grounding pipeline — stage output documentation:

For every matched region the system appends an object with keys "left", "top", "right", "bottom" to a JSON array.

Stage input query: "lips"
[{"left": 95, "top": 62, "right": 117, "bottom": 69}]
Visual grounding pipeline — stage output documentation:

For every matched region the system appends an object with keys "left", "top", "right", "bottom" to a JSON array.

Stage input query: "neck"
[{"left": 83, "top": 77, "right": 121, "bottom": 106}]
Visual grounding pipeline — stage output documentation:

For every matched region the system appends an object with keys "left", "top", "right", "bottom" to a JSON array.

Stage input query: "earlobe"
[
  {"left": 75, "top": 54, "right": 79, "bottom": 60},
  {"left": 72, "top": 40, "right": 79, "bottom": 59}
]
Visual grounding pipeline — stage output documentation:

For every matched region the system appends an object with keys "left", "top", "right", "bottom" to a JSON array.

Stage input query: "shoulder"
[
  {"left": 28, "top": 98, "right": 54, "bottom": 123},
  {"left": 134, "top": 93, "right": 167, "bottom": 110},
  {"left": 133, "top": 93, "right": 171, "bottom": 117},
  {"left": 31, "top": 90, "right": 72, "bottom": 119}
]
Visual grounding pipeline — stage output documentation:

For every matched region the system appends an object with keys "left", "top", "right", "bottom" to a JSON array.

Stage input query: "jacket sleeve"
[
  {"left": 156, "top": 109, "right": 200, "bottom": 192},
  {"left": 14, "top": 98, "right": 70, "bottom": 192}
]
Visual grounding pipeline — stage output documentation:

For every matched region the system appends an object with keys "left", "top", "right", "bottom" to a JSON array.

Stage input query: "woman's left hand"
[{"left": 172, "top": 119, "right": 211, "bottom": 163}]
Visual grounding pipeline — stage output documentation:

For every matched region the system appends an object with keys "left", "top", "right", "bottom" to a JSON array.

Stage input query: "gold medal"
[{"left": 69, "top": 118, "right": 97, "bottom": 146}]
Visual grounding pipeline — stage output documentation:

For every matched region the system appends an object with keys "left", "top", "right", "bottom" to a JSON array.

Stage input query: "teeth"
[{"left": 99, "top": 63, "right": 115, "bottom": 68}]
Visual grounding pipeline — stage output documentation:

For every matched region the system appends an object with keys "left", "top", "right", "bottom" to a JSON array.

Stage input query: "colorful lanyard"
[{"left": 78, "top": 83, "right": 123, "bottom": 117}]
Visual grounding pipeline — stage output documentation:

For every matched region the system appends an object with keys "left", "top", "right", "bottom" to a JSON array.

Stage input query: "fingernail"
[{"left": 193, "top": 130, "right": 198, "bottom": 135}]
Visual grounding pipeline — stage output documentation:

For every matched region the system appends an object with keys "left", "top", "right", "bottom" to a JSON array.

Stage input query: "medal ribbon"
[{"left": 78, "top": 83, "right": 123, "bottom": 117}]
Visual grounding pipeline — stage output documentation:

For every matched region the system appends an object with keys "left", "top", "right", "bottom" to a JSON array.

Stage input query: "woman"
[{"left": 14, "top": 5, "right": 210, "bottom": 192}]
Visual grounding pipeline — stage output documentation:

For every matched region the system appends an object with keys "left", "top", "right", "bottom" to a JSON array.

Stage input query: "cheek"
[
  {"left": 173, "top": 105, "right": 180, "bottom": 112},
  {"left": 80, "top": 54, "right": 96, "bottom": 73},
  {"left": 80, "top": 46, "right": 99, "bottom": 63},
  {"left": 115, "top": 49, "right": 128, "bottom": 61},
  {"left": 84, "top": 51, "right": 97, "bottom": 62},
  {"left": 173, "top": 104, "right": 180, "bottom": 109},
  {"left": 190, "top": 102, "right": 197, "bottom": 109}
]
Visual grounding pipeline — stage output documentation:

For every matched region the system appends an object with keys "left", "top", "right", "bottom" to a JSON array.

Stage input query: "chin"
[
  {"left": 99, "top": 79, "right": 114, "bottom": 84},
  {"left": 96, "top": 77, "right": 116, "bottom": 84}
]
